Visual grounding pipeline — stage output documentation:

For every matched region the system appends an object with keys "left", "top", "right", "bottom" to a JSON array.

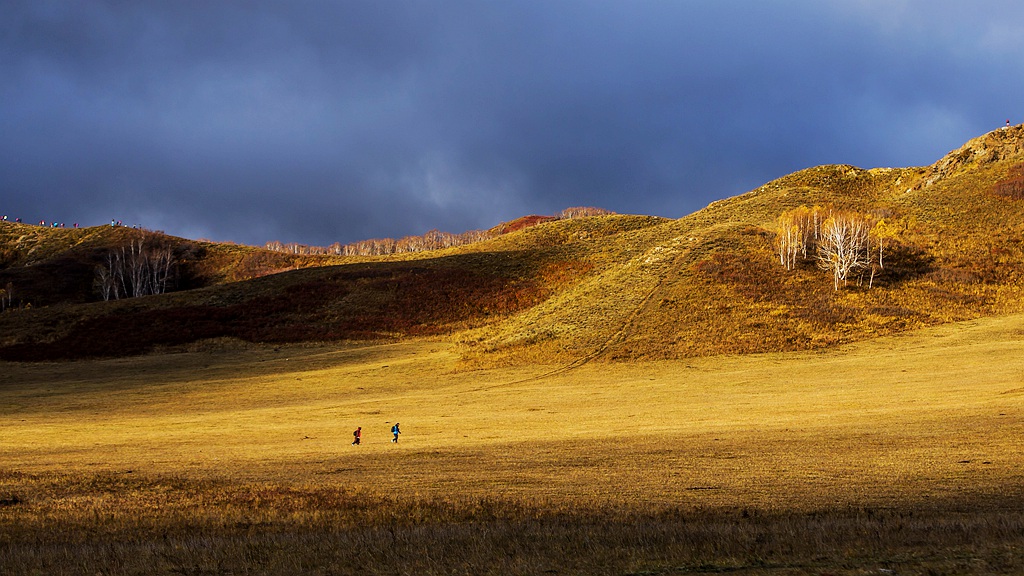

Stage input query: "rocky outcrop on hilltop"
[{"left": 919, "top": 124, "right": 1024, "bottom": 188}]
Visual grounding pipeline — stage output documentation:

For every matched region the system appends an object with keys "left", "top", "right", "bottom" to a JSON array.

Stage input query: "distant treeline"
[{"left": 264, "top": 207, "right": 614, "bottom": 257}]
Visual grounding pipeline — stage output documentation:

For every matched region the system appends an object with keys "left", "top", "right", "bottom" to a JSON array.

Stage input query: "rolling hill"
[{"left": 2, "top": 126, "right": 1023, "bottom": 363}]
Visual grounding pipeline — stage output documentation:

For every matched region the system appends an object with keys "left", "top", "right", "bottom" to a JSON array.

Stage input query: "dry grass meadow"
[{"left": 2, "top": 313, "right": 1024, "bottom": 575}]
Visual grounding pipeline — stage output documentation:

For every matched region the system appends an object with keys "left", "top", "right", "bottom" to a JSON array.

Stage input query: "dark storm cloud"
[{"left": 3, "top": 1, "right": 1024, "bottom": 245}]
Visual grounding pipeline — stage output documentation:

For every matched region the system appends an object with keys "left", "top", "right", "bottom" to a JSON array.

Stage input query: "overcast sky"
[{"left": 2, "top": 1, "right": 1023, "bottom": 246}]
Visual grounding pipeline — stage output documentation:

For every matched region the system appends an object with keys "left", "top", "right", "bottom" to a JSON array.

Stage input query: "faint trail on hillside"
[{"left": 490, "top": 236, "right": 701, "bottom": 388}]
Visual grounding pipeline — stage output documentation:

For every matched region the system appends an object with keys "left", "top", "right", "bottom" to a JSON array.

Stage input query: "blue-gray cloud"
[{"left": 2, "top": 0, "right": 1023, "bottom": 245}]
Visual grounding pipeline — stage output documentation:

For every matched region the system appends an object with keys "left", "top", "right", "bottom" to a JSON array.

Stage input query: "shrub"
[{"left": 991, "top": 164, "right": 1024, "bottom": 199}]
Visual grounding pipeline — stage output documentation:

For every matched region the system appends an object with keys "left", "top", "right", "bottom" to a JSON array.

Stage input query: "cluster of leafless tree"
[
  {"left": 776, "top": 205, "right": 899, "bottom": 290},
  {"left": 94, "top": 233, "right": 176, "bottom": 301},
  {"left": 265, "top": 228, "right": 495, "bottom": 257},
  {"left": 265, "top": 207, "right": 615, "bottom": 257},
  {"left": 557, "top": 206, "right": 614, "bottom": 219}
]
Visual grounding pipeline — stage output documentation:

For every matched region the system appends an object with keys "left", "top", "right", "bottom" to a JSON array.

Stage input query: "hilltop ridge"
[
  {"left": 920, "top": 124, "right": 1024, "bottom": 187},
  {"left": 2, "top": 127, "right": 1023, "bottom": 363}
]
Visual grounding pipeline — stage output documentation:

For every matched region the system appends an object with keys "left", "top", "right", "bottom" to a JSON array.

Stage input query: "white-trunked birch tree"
[
  {"left": 775, "top": 205, "right": 826, "bottom": 270},
  {"left": 816, "top": 211, "right": 871, "bottom": 291}
]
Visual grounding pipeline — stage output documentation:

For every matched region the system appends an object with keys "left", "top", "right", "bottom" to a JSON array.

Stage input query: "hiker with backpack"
[{"left": 391, "top": 423, "right": 401, "bottom": 443}]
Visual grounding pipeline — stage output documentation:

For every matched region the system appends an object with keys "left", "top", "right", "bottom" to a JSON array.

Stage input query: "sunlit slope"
[{"left": 461, "top": 126, "right": 1024, "bottom": 364}]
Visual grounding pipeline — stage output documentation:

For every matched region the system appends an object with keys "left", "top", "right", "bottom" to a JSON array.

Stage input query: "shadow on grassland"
[{"left": 1, "top": 470, "right": 1021, "bottom": 575}]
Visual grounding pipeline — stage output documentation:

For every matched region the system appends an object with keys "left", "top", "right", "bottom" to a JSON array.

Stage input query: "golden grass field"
[{"left": 2, "top": 313, "right": 1023, "bottom": 574}]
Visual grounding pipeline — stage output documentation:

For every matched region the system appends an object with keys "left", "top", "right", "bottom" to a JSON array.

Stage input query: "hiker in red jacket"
[{"left": 352, "top": 426, "right": 361, "bottom": 445}]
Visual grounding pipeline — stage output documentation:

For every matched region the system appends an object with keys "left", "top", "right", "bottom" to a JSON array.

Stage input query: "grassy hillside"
[
  {"left": 2, "top": 127, "right": 1024, "bottom": 362},
  {"left": 0, "top": 215, "right": 664, "bottom": 360},
  {"left": 459, "top": 126, "right": 1024, "bottom": 365},
  {"left": 0, "top": 222, "right": 345, "bottom": 307}
]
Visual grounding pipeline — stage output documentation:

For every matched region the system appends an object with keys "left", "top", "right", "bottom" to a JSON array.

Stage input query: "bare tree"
[
  {"left": 816, "top": 211, "right": 871, "bottom": 290},
  {"left": 126, "top": 238, "right": 150, "bottom": 298},
  {"left": 148, "top": 245, "right": 174, "bottom": 295},
  {"left": 796, "top": 205, "right": 826, "bottom": 258},
  {"left": 94, "top": 253, "right": 119, "bottom": 301},
  {"left": 775, "top": 212, "right": 802, "bottom": 270}
]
